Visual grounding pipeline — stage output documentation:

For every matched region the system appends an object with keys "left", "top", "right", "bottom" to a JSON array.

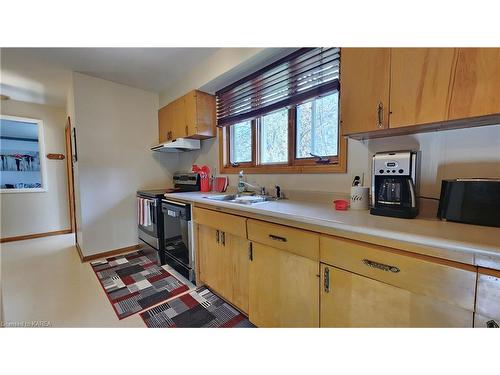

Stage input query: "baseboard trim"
[
  {"left": 77, "top": 244, "right": 143, "bottom": 262},
  {"left": 0, "top": 229, "right": 72, "bottom": 243}
]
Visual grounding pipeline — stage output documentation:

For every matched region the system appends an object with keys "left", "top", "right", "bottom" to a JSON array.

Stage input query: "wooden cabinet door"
[
  {"left": 198, "top": 224, "right": 224, "bottom": 292},
  {"left": 197, "top": 225, "right": 249, "bottom": 313},
  {"left": 449, "top": 48, "right": 500, "bottom": 120},
  {"left": 474, "top": 268, "right": 500, "bottom": 328},
  {"left": 390, "top": 48, "right": 457, "bottom": 128},
  {"left": 249, "top": 243, "right": 319, "bottom": 327},
  {"left": 320, "top": 265, "right": 473, "bottom": 327},
  {"left": 158, "top": 103, "right": 174, "bottom": 142},
  {"left": 340, "top": 48, "right": 391, "bottom": 135},
  {"left": 171, "top": 97, "right": 187, "bottom": 140},
  {"left": 221, "top": 233, "right": 249, "bottom": 313}
]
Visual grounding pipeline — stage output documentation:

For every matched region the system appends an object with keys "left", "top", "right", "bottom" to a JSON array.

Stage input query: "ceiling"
[{"left": 0, "top": 48, "right": 219, "bottom": 107}]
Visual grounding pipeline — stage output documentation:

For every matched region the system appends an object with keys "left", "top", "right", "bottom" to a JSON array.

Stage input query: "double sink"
[{"left": 204, "top": 193, "right": 275, "bottom": 205}]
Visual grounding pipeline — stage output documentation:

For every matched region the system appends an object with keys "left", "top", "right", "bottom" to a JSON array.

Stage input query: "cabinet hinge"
[{"left": 248, "top": 242, "right": 253, "bottom": 261}]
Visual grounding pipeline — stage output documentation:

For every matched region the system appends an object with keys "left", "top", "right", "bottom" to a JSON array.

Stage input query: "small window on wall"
[{"left": 0, "top": 115, "right": 47, "bottom": 193}]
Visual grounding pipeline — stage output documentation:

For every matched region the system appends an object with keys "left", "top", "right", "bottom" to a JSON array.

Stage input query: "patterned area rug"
[
  {"left": 140, "top": 286, "right": 255, "bottom": 328},
  {"left": 91, "top": 248, "right": 189, "bottom": 319}
]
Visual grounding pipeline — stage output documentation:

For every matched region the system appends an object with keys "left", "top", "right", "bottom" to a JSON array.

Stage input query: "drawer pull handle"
[
  {"left": 363, "top": 259, "right": 400, "bottom": 273},
  {"left": 324, "top": 267, "right": 330, "bottom": 293},
  {"left": 269, "top": 234, "right": 287, "bottom": 242}
]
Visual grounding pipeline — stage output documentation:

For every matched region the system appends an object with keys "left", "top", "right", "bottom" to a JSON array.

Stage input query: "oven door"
[
  {"left": 137, "top": 196, "right": 159, "bottom": 248},
  {"left": 161, "top": 200, "right": 191, "bottom": 268}
]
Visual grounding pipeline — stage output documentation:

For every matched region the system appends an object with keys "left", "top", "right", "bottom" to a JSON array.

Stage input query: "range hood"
[{"left": 151, "top": 138, "right": 201, "bottom": 153}]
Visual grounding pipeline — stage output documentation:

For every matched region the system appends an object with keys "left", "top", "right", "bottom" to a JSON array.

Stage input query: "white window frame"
[{"left": 0, "top": 114, "right": 48, "bottom": 193}]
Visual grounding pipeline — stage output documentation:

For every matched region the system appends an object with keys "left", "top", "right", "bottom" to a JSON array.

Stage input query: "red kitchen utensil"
[{"left": 333, "top": 199, "right": 349, "bottom": 211}]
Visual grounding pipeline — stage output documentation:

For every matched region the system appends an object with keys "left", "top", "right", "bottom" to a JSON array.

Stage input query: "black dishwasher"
[{"left": 161, "top": 199, "right": 195, "bottom": 282}]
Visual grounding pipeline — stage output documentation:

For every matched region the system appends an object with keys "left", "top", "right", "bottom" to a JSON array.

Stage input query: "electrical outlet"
[{"left": 349, "top": 171, "right": 365, "bottom": 187}]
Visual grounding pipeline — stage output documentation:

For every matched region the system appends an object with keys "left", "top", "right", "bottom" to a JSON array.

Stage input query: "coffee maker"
[{"left": 371, "top": 151, "right": 420, "bottom": 219}]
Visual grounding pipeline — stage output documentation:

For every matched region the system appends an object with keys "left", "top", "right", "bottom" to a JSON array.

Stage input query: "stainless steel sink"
[{"left": 204, "top": 194, "right": 274, "bottom": 205}]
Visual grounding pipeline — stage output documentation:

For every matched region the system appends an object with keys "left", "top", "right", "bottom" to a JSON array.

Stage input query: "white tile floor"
[{"left": 1, "top": 234, "right": 195, "bottom": 327}]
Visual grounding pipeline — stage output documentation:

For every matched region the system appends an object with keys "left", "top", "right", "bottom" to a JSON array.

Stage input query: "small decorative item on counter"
[
  {"left": 350, "top": 186, "right": 370, "bottom": 210},
  {"left": 333, "top": 199, "right": 349, "bottom": 211},
  {"left": 192, "top": 164, "right": 212, "bottom": 192}
]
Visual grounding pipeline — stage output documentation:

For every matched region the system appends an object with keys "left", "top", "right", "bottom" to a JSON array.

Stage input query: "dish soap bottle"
[{"left": 237, "top": 170, "right": 245, "bottom": 194}]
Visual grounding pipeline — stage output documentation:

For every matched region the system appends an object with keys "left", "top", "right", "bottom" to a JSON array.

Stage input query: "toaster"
[{"left": 437, "top": 179, "right": 500, "bottom": 228}]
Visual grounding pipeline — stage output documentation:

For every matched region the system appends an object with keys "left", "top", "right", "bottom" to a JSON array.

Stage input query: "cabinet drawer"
[
  {"left": 320, "top": 235, "right": 476, "bottom": 311},
  {"left": 476, "top": 268, "right": 500, "bottom": 322},
  {"left": 193, "top": 207, "right": 246, "bottom": 238},
  {"left": 247, "top": 219, "right": 319, "bottom": 261},
  {"left": 321, "top": 265, "right": 473, "bottom": 327}
]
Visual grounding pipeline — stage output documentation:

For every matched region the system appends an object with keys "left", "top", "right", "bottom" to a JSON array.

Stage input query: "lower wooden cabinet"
[
  {"left": 474, "top": 268, "right": 500, "bottom": 328},
  {"left": 320, "top": 264, "right": 473, "bottom": 327},
  {"left": 197, "top": 224, "right": 249, "bottom": 313},
  {"left": 249, "top": 242, "right": 319, "bottom": 327}
]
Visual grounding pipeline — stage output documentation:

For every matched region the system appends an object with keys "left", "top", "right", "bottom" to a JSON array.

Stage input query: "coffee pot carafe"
[{"left": 371, "top": 151, "right": 419, "bottom": 219}]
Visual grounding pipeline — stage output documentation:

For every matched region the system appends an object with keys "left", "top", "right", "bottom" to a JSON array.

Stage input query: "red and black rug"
[
  {"left": 140, "top": 286, "right": 255, "bottom": 328},
  {"left": 91, "top": 248, "right": 189, "bottom": 319}
]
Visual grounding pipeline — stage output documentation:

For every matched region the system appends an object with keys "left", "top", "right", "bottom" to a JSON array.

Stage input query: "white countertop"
[{"left": 164, "top": 191, "right": 500, "bottom": 266}]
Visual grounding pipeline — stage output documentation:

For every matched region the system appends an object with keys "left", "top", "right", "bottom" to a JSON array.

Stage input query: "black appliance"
[
  {"left": 173, "top": 172, "right": 200, "bottom": 192},
  {"left": 161, "top": 199, "right": 195, "bottom": 282},
  {"left": 370, "top": 150, "right": 420, "bottom": 219},
  {"left": 437, "top": 179, "right": 500, "bottom": 228},
  {"left": 137, "top": 190, "right": 169, "bottom": 264}
]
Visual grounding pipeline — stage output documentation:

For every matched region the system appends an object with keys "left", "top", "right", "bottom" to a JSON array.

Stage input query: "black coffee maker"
[{"left": 370, "top": 151, "right": 420, "bottom": 219}]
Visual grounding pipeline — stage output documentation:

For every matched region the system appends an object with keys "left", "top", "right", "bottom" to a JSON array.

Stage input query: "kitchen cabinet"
[
  {"left": 390, "top": 48, "right": 458, "bottom": 128},
  {"left": 194, "top": 208, "right": 249, "bottom": 313},
  {"left": 249, "top": 242, "right": 319, "bottom": 327},
  {"left": 320, "top": 235, "right": 477, "bottom": 312},
  {"left": 158, "top": 90, "right": 216, "bottom": 143},
  {"left": 341, "top": 47, "right": 500, "bottom": 138},
  {"left": 474, "top": 268, "right": 500, "bottom": 328},
  {"left": 449, "top": 48, "right": 500, "bottom": 120},
  {"left": 320, "top": 265, "right": 473, "bottom": 327},
  {"left": 340, "top": 48, "right": 391, "bottom": 135}
]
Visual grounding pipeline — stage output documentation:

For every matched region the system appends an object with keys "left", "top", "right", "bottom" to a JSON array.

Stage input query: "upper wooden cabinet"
[
  {"left": 158, "top": 90, "right": 216, "bottom": 143},
  {"left": 449, "top": 48, "right": 500, "bottom": 120},
  {"left": 340, "top": 48, "right": 391, "bottom": 135},
  {"left": 390, "top": 48, "right": 457, "bottom": 128},
  {"left": 340, "top": 47, "right": 500, "bottom": 137}
]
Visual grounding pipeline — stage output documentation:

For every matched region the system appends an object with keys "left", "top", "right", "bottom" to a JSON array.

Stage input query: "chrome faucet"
[
  {"left": 241, "top": 181, "right": 266, "bottom": 195},
  {"left": 238, "top": 170, "right": 266, "bottom": 195}
]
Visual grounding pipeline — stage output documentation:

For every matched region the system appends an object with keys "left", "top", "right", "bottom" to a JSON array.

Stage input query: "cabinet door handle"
[
  {"left": 376, "top": 102, "right": 384, "bottom": 128},
  {"left": 487, "top": 320, "right": 499, "bottom": 328},
  {"left": 269, "top": 234, "right": 287, "bottom": 242},
  {"left": 221, "top": 231, "right": 225, "bottom": 246},
  {"left": 215, "top": 230, "right": 219, "bottom": 244},
  {"left": 363, "top": 259, "right": 400, "bottom": 273},
  {"left": 185, "top": 125, "right": 189, "bottom": 135},
  {"left": 248, "top": 242, "right": 253, "bottom": 261},
  {"left": 324, "top": 266, "right": 330, "bottom": 293}
]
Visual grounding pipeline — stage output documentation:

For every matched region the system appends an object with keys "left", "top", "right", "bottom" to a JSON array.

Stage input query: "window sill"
[{"left": 220, "top": 162, "right": 346, "bottom": 174}]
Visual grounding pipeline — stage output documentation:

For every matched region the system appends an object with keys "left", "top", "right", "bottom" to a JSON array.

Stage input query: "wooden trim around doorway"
[
  {"left": 65, "top": 117, "right": 76, "bottom": 233},
  {"left": 76, "top": 243, "right": 143, "bottom": 262},
  {"left": 0, "top": 229, "right": 72, "bottom": 243}
]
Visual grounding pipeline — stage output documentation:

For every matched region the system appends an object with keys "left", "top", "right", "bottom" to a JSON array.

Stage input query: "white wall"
[
  {"left": 72, "top": 73, "right": 178, "bottom": 256},
  {"left": 158, "top": 48, "right": 297, "bottom": 107},
  {"left": 0, "top": 100, "right": 69, "bottom": 238},
  {"left": 176, "top": 124, "right": 500, "bottom": 198}
]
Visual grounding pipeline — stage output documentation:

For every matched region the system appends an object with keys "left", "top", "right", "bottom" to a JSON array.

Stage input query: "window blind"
[{"left": 216, "top": 47, "right": 340, "bottom": 127}]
